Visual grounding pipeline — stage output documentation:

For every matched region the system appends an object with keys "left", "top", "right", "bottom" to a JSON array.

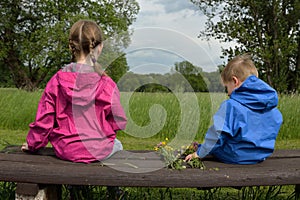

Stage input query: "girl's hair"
[
  {"left": 69, "top": 20, "right": 104, "bottom": 75},
  {"left": 221, "top": 54, "right": 258, "bottom": 84}
]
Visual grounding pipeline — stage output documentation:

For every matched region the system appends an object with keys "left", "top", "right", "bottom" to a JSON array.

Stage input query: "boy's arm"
[
  {"left": 196, "top": 101, "right": 229, "bottom": 158},
  {"left": 196, "top": 126, "right": 222, "bottom": 158},
  {"left": 185, "top": 126, "right": 222, "bottom": 162}
]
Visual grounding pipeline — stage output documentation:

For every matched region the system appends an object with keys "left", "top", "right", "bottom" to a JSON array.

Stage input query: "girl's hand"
[
  {"left": 21, "top": 143, "right": 29, "bottom": 152},
  {"left": 184, "top": 152, "right": 199, "bottom": 162}
]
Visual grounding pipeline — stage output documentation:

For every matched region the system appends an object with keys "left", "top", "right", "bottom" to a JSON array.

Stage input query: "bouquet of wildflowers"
[{"left": 155, "top": 138, "right": 205, "bottom": 170}]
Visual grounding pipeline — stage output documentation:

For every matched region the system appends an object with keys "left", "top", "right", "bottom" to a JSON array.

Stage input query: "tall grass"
[
  {"left": 277, "top": 94, "right": 300, "bottom": 139},
  {"left": 0, "top": 88, "right": 299, "bottom": 141},
  {"left": 0, "top": 88, "right": 41, "bottom": 130},
  {"left": 122, "top": 92, "right": 219, "bottom": 141},
  {"left": 60, "top": 185, "right": 296, "bottom": 200}
]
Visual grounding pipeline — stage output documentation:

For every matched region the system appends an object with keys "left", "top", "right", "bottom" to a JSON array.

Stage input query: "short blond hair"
[{"left": 221, "top": 54, "right": 258, "bottom": 84}]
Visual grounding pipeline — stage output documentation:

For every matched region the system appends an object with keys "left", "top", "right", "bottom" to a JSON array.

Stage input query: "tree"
[
  {"left": 0, "top": 60, "right": 13, "bottom": 87},
  {"left": 174, "top": 61, "right": 208, "bottom": 92},
  {"left": 203, "top": 70, "right": 224, "bottom": 92},
  {"left": 0, "top": 0, "right": 139, "bottom": 90},
  {"left": 99, "top": 34, "right": 131, "bottom": 83},
  {"left": 191, "top": 0, "right": 300, "bottom": 93}
]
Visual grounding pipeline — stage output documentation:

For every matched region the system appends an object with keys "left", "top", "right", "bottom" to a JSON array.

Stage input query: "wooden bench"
[{"left": 0, "top": 146, "right": 299, "bottom": 199}]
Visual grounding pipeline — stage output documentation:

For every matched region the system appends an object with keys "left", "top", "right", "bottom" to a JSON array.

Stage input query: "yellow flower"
[
  {"left": 165, "top": 137, "right": 169, "bottom": 141},
  {"left": 162, "top": 141, "right": 166, "bottom": 146},
  {"left": 154, "top": 147, "right": 159, "bottom": 151},
  {"left": 165, "top": 146, "right": 173, "bottom": 151}
]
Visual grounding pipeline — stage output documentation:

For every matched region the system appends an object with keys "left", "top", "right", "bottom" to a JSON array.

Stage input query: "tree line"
[
  {"left": 0, "top": 0, "right": 299, "bottom": 93},
  {"left": 117, "top": 61, "right": 224, "bottom": 93}
]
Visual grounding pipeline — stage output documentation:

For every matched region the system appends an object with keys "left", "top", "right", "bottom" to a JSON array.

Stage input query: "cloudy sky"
[{"left": 124, "top": 0, "right": 233, "bottom": 74}]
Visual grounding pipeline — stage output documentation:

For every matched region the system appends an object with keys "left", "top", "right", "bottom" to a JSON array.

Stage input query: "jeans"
[{"left": 104, "top": 138, "right": 123, "bottom": 159}]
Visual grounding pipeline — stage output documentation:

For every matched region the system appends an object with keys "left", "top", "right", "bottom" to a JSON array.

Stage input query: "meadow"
[
  {"left": 0, "top": 88, "right": 299, "bottom": 199},
  {"left": 0, "top": 88, "right": 299, "bottom": 149}
]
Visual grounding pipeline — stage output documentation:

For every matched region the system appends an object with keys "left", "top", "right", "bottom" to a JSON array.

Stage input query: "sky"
[{"left": 124, "top": 0, "right": 232, "bottom": 74}]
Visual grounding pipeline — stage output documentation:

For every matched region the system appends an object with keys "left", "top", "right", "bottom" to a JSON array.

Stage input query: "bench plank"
[{"left": 0, "top": 147, "right": 299, "bottom": 188}]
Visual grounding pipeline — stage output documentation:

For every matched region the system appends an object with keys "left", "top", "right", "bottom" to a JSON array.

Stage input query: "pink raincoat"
[{"left": 26, "top": 64, "right": 127, "bottom": 163}]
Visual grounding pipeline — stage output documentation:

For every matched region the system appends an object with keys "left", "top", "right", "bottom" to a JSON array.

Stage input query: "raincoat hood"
[
  {"left": 56, "top": 70, "right": 104, "bottom": 107},
  {"left": 230, "top": 75, "right": 278, "bottom": 111}
]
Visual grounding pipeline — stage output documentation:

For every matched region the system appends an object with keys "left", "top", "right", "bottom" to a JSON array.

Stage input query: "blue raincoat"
[{"left": 197, "top": 75, "right": 283, "bottom": 164}]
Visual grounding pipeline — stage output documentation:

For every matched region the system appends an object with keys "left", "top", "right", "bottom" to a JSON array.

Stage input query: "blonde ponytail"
[
  {"left": 69, "top": 20, "right": 106, "bottom": 76},
  {"left": 89, "top": 45, "right": 105, "bottom": 76}
]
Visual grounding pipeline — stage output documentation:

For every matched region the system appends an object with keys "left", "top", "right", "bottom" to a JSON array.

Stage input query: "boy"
[{"left": 185, "top": 54, "right": 283, "bottom": 164}]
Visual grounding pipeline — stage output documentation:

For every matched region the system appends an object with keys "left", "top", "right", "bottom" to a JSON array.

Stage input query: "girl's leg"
[{"left": 105, "top": 138, "right": 123, "bottom": 159}]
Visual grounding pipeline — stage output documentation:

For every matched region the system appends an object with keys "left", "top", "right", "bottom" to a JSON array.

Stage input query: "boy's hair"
[
  {"left": 221, "top": 54, "right": 258, "bottom": 83},
  {"left": 68, "top": 20, "right": 104, "bottom": 75}
]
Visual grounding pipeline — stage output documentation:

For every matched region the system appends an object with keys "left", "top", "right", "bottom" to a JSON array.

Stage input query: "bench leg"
[
  {"left": 296, "top": 184, "right": 300, "bottom": 200},
  {"left": 15, "top": 183, "right": 61, "bottom": 200}
]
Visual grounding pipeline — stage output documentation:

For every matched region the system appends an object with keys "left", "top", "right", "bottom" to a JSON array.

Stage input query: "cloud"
[
  {"left": 153, "top": 0, "right": 199, "bottom": 13},
  {"left": 125, "top": 27, "right": 221, "bottom": 73},
  {"left": 125, "top": 0, "right": 232, "bottom": 73},
  {"left": 133, "top": 0, "right": 202, "bottom": 28},
  {"left": 131, "top": 1, "right": 205, "bottom": 37},
  {"left": 126, "top": 48, "right": 184, "bottom": 74}
]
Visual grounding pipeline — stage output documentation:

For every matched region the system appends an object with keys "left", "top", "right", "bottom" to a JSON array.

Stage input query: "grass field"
[
  {"left": 0, "top": 88, "right": 299, "bottom": 149},
  {"left": 0, "top": 88, "right": 299, "bottom": 199}
]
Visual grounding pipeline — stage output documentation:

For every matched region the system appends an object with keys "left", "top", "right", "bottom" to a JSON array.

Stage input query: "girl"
[{"left": 22, "top": 20, "right": 127, "bottom": 163}]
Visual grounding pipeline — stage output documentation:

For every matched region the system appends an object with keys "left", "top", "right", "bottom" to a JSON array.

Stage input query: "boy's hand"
[
  {"left": 21, "top": 143, "right": 29, "bottom": 152},
  {"left": 184, "top": 152, "right": 199, "bottom": 162}
]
